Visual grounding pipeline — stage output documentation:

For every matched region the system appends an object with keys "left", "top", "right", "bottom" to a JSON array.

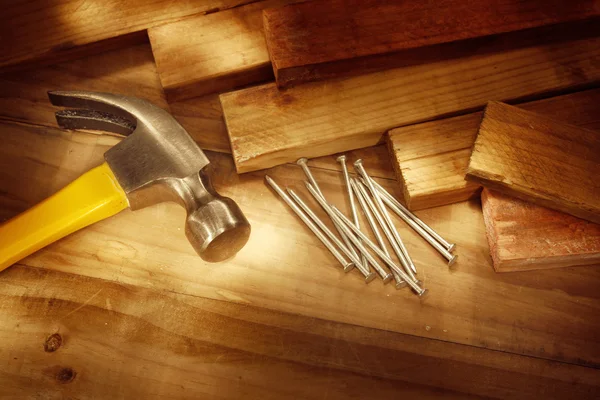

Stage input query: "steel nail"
[
  {"left": 370, "top": 180, "right": 456, "bottom": 253},
  {"left": 305, "top": 182, "right": 390, "bottom": 283},
  {"left": 296, "top": 157, "right": 324, "bottom": 197},
  {"left": 328, "top": 204, "right": 427, "bottom": 296},
  {"left": 337, "top": 155, "right": 367, "bottom": 268},
  {"left": 287, "top": 188, "right": 360, "bottom": 273},
  {"left": 379, "top": 194, "right": 457, "bottom": 266},
  {"left": 265, "top": 176, "right": 353, "bottom": 272},
  {"left": 351, "top": 179, "right": 406, "bottom": 289},
  {"left": 299, "top": 167, "right": 365, "bottom": 270},
  {"left": 354, "top": 160, "right": 418, "bottom": 280}
]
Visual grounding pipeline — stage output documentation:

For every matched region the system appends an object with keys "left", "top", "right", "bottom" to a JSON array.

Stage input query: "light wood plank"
[
  {"left": 481, "top": 189, "right": 600, "bottom": 272},
  {"left": 148, "top": 0, "right": 302, "bottom": 102},
  {"left": 220, "top": 34, "right": 600, "bottom": 173},
  {"left": 4, "top": 266, "right": 600, "bottom": 399},
  {"left": 0, "top": 0, "right": 256, "bottom": 71},
  {"left": 387, "top": 88, "right": 600, "bottom": 210},
  {"left": 0, "top": 41, "right": 235, "bottom": 154},
  {"left": 170, "top": 94, "right": 232, "bottom": 153},
  {"left": 467, "top": 102, "right": 600, "bottom": 224},
  {"left": 2, "top": 119, "right": 600, "bottom": 368},
  {"left": 263, "top": 0, "right": 600, "bottom": 87}
]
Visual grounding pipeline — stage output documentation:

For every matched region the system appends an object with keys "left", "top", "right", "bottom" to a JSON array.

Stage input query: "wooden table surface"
[
  {"left": 1, "top": 10, "right": 600, "bottom": 399},
  {"left": 1, "top": 117, "right": 599, "bottom": 398}
]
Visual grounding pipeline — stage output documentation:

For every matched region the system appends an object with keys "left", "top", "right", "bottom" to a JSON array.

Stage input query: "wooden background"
[{"left": 1, "top": 1, "right": 600, "bottom": 398}]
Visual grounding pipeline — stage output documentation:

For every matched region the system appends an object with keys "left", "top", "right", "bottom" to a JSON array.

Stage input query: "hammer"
[{"left": 0, "top": 91, "right": 251, "bottom": 271}]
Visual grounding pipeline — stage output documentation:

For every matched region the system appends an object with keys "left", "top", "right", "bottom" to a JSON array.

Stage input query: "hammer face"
[{"left": 49, "top": 90, "right": 250, "bottom": 262}]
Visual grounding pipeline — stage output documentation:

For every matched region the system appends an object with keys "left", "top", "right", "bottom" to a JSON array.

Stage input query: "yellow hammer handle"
[{"left": 0, "top": 162, "right": 128, "bottom": 272}]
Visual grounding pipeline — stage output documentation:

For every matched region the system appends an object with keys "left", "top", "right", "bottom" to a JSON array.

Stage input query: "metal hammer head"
[{"left": 48, "top": 91, "right": 251, "bottom": 262}]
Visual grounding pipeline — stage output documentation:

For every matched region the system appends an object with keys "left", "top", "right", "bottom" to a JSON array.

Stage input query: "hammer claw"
[{"left": 55, "top": 109, "right": 135, "bottom": 136}]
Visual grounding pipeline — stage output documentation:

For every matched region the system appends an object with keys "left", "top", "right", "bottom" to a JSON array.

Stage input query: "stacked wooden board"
[
  {"left": 2, "top": 0, "right": 600, "bottom": 397},
  {"left": 386, "top": 88, "right": 600, "bottom": 210},
  {"left": 467, "top": 102, "right": 600, "bottom": 224},
  {"left": 263, "top": 0, "right": 600, "bottom": 87}
]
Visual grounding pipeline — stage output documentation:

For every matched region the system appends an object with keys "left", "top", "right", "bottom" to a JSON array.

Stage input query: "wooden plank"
[
  {"left": 263, "top": 0, "right": 600, "bottom": 88},
  {"left": 0, "top": 0, "right": 256, "bottom": 72},
  {"left": 481, "top": 189, "right": 600, "bottom": 272},
  {"left": 387, "top": 88, "right": 600, "bottom": 210},
  {"left": 3, "top": 266, "right": 600, "bottom": 399},
  {"left": 0, "top": 43, "right": 168, "bottom": 128},
  {"left": 0, "top": 41, "right": 233, "bottom": 154},
  {"left": 466, "top": 102, "right": 600, "bottom": 224},
  {"left": 2, "top": 119, "right": 600, "bottom": 368},
  {"left": 220, "top": 33, "right": 600, "bottom": 173},
  {"left": 170, "top": 94, "right": 232, "bottom": 153},
  {"left": 148, "top": 0, "right": 302, "bottom": 102}
]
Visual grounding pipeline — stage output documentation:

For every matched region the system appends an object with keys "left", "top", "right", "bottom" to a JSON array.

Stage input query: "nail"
[
  {"left": 354, "top": 161, "right": 418, "bottom": 280},
  {"left": 265, "top": 176, "right": 353, "bottom": 272},
  {"left": 379, "top": 193, "right": 457, "bottom": 266},
  {"left": 300, "top": 171, "right": 366, "bottom": 271},
  {"left": 287, "top": 188, "right": 358, "bottom": 273},
  {"left": 337, "top": 155, "right": 367, "bottom": 268},
  {"left": 296, "top": 157, "right": 324, "bottom": 197},
  {"left": 305, "top": 183, "right": 384, "bottom": 283},
  {"left": 351, "top": 179, "right": 406, "bottom": 289},
  {"left": 329, "top": 205, "right": 427, "bottom": 296},
  {"left": 371, "top": 180, "right": 456, "bottom": 253}
]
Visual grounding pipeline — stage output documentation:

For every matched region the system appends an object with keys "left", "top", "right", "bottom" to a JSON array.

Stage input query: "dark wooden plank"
[
  {"left": 481, "top": 189, "right": 600, "bottom": 272},
  {"left": 467, "top": 102, "right": 600, "bottom": 224},
  {"left": 263, "top": 0, "right": 600, "bottom": 87}
]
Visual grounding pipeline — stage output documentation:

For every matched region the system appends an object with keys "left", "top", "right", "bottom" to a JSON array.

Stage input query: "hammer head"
[{"left": 48, "top": 91, "right": 250, "bottom": 262}]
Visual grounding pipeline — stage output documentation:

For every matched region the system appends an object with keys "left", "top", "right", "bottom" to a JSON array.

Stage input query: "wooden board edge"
[
  {"left": 385, "top": 132, "right": 413, "bottom": 209},
  {"left": 467, "top": 167, "right": 600, "bottom": 225}
]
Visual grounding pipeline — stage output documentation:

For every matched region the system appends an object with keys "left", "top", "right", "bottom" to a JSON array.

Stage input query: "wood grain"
[
  {"left": 481, "top": 189, "right": 600, "bottom": 272},
  {"left": 148, "top": 0, "right": 302, "bottom": 102},
  {"left": 263, "top": 0, "right": 600, "bottom": 87},
  {"left": 0, "top": 41, "right": 234, "bottom": 154},
  {"left": 170, "top": 94, "right": 232, "bottom": 153},
  {"left": 0, "top": 43, "right": 168, "bottom": 129},
  {"left": 220, "top": 34, "right": 600, "bottom": 173},
  {"left": 3, "top": 265, "right": 600, "bottom": 399},
  {"left": 0, "top": 0, "right": 256, "bottom": 72},
  {"left": 467, "top": 102, "right": 600, "bottom": 224},
  {"left": 387, "top": 88, "right": 600, "bottom": 210},
  {"left": 2, "top": 119, "right": 600, "bottom": 370}
]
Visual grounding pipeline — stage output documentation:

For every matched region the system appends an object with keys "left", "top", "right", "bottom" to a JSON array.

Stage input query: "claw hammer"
[{"left": 0, "top": 91, "right": 251, "bottom": 271}]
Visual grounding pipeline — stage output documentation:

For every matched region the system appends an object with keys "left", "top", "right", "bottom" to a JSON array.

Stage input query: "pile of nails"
[{"left": 265, "top": 156, "right": 457, "bottom": 297}]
